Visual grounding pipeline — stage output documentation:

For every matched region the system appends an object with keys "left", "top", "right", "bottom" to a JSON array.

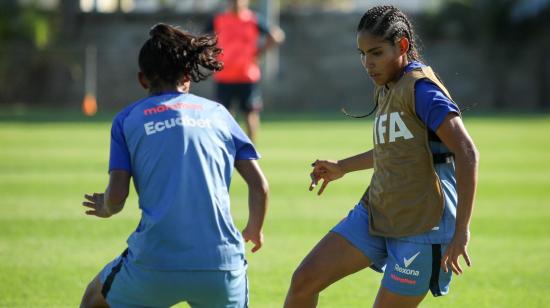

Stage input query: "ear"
[
  {"left": 398, "top": 37, "right": 410, "bottom": 56},
  {"left": 180, "top": 75, "right": 191, "bottom": 93},
  {"left": 138, "top": 72, "right": 149, "bottom": 90}
]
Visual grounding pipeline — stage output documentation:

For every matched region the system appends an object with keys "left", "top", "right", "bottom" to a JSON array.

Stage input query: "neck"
[
  {"left": 386, "top": 57, "right": 410, "bottom": 89},
  {"left": 230, "top": 6, "right": 246, "bottom": 14},
  {"left": 149, "top": 83, "right": 189, "bottom": 95}
]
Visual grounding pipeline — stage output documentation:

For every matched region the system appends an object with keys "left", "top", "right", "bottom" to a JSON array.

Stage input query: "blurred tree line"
[
  {"left": 0, "top": 0, "right": 55, "bottom": 49},
  {"left": 418, "top": 0, "right": 550, "bottom": 108},
  {"left": 0, "top": 0, "right": 80, "bottom": 105},
  {"left": 1, "top": 0, "right": 549, "bottom": 108}
]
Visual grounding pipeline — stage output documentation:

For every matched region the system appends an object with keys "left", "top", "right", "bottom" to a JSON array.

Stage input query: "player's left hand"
[
  {"left": 441, "top": 228, "right": 471, "bottom": 275},
  {"left": 242, "top": 225, "right": 264, "bottom": 253},
  {"left": 82, "top": 193, "right": 111, "bottom": 218}
]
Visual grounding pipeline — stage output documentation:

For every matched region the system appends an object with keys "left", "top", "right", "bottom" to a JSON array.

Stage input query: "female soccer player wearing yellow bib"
[{"left": 285, "top": 6, "right": 479, "bottom": 308}]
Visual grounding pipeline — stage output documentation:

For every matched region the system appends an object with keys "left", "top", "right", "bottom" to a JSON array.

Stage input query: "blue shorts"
[
  {"left": 215, "top": 82, "right": 263, "bottom": 113},
  {"left": 331, "top": 203, "right": 452, "bottom": 297},
  {"left": 99, "top": 249, "right": 248, "bottom": 308}
]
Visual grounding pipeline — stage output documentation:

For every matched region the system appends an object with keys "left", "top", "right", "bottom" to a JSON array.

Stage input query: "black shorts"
[{"left": 215, "top": 82, "right": 263, "bottom": 113}]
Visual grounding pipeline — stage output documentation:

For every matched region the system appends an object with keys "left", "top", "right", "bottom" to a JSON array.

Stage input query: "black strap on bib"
[{"left": 433, "top": 152, "right": 454, "bottom": 164}]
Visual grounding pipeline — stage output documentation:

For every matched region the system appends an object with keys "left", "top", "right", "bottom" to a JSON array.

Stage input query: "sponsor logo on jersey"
[
  {"left": 144, "top": 116, "right": 212, "bottom": 135},
  {"left": 390, "top": 273, "right": 417, "bottom": 285},
  {"left": 404, "top": 251, "right": 421, "bottom": 268},
  {"left": 374, "top": 112, "right": 413, "bottom": 144},
  {"left": 394, "top": 263, "right": 420, "bottom": 277},
  {"left": 143, "top": 103, "right": 203, "bottom": 116}
]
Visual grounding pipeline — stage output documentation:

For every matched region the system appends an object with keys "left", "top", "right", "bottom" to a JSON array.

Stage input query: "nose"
[
  {"left": 365, "top": 57, "right": 375, "bottom": 70},
  {"left": 361, "top": 56, "right": 370, "bottom": 70},
  {"left": 361, "top": 56, "right": 374, "bottom": 71}
]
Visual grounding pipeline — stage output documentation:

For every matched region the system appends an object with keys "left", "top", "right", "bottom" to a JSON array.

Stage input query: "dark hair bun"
[{"left": 139, "top": 23, "right": 223, "bottom": 86}]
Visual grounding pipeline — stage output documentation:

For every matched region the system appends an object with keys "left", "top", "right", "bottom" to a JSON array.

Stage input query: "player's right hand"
[
  {"left": 309, "top": 159, "right": 345, "bottom": 195},
  {"left": 82, "top": 193, "right": 111, "bottom": 218},
  {"left": 242, "top": 225, "right": 263, "bottom": 253}
]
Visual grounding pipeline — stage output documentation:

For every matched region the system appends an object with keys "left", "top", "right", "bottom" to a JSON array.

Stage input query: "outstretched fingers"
[
  {"left": 309, "top": 173, "right": 318, "bottom": 191},
  {"left": 318, "top": 179, "right": 331, "bottom": 195},
  {"left": 82, "top": 192, "right": 108, "bottom": 218},
  {"left": 84, "top": 194, "right": 96, "bottom": 203},
  {"left": 441, "top": 248, "right": 471, "bottom": 275},
  {"left": 83, "top": 193, "right": 99, "bottom": 209},
  {"left": 309, "top": 160, "right": 335, "bottom": 195},
  {"left": 441, "top": 250, "right": 460, "bottom": 275}
]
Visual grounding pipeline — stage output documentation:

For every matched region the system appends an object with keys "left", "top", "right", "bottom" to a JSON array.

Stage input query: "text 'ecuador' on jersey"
[{"left": 109, "top": 92, "right": 259, "bottom": 271}]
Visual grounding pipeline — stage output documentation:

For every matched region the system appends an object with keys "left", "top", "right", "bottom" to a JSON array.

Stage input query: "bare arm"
[
  {"left": 337, "top": 150, "right": 374, "bottom": 173},
  {"left": 235, "top": 160, "right": 269, "bottom": 253},
  {"left": 258, "top": 25, "right": 285, "bottom": 56},
  {"left": 82, "top": 170, "right": 131, "bottom": 218},
  {"left": 309, "top": 150, "right": 373, "bottom": 195},
  {"left": 436, "top": 113, "right": 479, "bottom": 275}
]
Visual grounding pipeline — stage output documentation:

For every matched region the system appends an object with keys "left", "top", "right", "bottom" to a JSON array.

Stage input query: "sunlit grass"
[{"left": 0, "top": 114, "right": 549, "bottom": 307}]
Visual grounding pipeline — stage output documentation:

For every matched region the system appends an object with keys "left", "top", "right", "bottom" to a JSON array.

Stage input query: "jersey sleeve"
[
  {"left": 222, "top": 108, "right": 260, "bottom": 160},
  {"left": 414, "top": 79, "right": 460, "bottom": 132},
  {"left": 108, "top": 112, "right": 132, "bottom": 173}
]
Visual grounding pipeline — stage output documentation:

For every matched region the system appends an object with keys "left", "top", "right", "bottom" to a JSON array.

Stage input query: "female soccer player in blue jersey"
[
  {"left": 80, "top": 24, "right": 269, "bottom": 308},
  {"left": 285, "top": 6, "right": 479, "bottom": 308}
]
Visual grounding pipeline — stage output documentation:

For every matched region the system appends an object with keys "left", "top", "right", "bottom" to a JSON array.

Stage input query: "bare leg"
[
  {"left": 245, "top": 110, "right": 260, "bottom": 143},
  {"left": 373, "top": 286, "right": 427, "bottom": 308},
  {"left": 80, "top": 274, "right": 109, "bottom": 308},
  {"left": 284, "top": 232, "right": 373, "bottom": 308}
]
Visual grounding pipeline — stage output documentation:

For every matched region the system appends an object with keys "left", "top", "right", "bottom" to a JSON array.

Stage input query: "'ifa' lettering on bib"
[{"left": 374, "top": 112, "right": 414, "bottom": 144}]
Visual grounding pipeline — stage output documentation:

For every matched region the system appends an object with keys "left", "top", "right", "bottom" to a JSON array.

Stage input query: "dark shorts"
[
  {"left": 331, "top": 202, "right": 452, "bottom": 297},
  {"left": 215, "top": 82, "right": 263, "bottom": 113}
]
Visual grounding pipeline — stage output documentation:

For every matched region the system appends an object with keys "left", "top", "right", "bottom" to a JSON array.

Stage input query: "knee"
[
  {"left": 80, "top": 278, "right": 108, "bottom": 308},
  {"left": 288, "top": 264, "right": 320, "bottom": 296},
  {"left": 80, "top": 283, "right": 95, "bottom": 308}
]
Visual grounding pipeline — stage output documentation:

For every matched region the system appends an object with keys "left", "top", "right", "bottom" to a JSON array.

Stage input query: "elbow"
[
  {"left": 470, "top": 144, "right": 480, "bottom": 167},
  {"left": 275, "top": 34, "right": 285, "bottom": 45},
  {"left": 272, "top": 28, "right": 285, "bottom": 45},
  {"left": 461, "top": 142, "right": 479, "bottom": 169},
  {"left": 259, "top": 180, "right": 270, "bottom": 198},
  {"left": 454, "top": 140, "right": 479, "bottom": 170},
  {"left": 253, "top": 178, "right": 269, "bottom": 200}
]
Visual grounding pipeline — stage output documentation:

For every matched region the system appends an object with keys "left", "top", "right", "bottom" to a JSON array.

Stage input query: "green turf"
[{"left": 1, "top": 113, "right": 549, "bottom": 307}]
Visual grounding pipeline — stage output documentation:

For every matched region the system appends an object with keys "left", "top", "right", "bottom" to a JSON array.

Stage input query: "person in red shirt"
[{"left": 206, "top": 0, "right": 285, "bottom": 143}]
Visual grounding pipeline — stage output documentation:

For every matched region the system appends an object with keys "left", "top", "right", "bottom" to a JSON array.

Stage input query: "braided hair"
[
  {"left": 342, "top": 6, "right": 423, "bottom": 118},
  {"left": 357, "top": 6, "right": 422, "bottom": 62},
  {"left": 138, "top": 23, "right": 223, "bottom": 88}
]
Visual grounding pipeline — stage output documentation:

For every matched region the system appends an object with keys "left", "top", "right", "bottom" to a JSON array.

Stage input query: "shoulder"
[
  {"left": 113, "top": 97, "right": 148, "bottom": 124},
  {"left": 186, "top": 94, "right": 228, "bottom": 116},
  {"left": 413, "top": 78, "right": 453, "bottom": 108},
  {"left": 244, "top": 9, "right": 258, "bottom": 20},
  {"left": 415, "top": 78, "right": 442, "bottom": 93},
  {"left": 212, "top": 11, "right": 231, "bottom": 27},
  {"left": 414, "top": 77, "right": 455, "bottom": 107},
  {"left": 251, "top": 11, "right": 270, "bottom": 33},
  {"left": 187, "top": 93, "right": 222, "bottom": 107}
]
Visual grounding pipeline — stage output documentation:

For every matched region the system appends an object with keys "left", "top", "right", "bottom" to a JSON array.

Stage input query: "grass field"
[{"left": 1, "top": 112, "right": 549, "bottom": 307}]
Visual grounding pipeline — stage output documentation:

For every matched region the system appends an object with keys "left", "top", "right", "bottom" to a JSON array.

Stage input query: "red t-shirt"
[{"left": 213, "top": 10, "right": 265, "bottom": 83}]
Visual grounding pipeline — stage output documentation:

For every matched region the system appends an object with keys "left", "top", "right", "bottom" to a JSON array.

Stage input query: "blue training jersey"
[
  {"left": 109, "top": 92, "right": 259, "bottom": 271},
  {"left": 398, "top": 61, "right": 460, "bottom": 244}
]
